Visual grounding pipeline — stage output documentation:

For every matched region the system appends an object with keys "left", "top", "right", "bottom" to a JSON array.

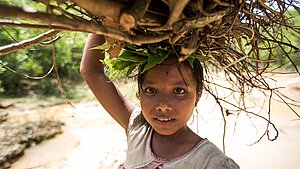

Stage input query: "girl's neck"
[
  {"left": 153, "top": 126, "right": 196, "bottom": 144},
  {"left": 151, "top": 126, "right": 203, "bottom": 159}
]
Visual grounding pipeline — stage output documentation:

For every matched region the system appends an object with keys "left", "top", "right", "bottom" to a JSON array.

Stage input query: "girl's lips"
[{"left": 153, "top": 117, "right": 175, "bottom": 126}]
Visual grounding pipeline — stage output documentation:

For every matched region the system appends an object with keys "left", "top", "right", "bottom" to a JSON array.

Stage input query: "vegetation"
[{"left": 0, "top": 27, "right": 87, "bottom": 95}]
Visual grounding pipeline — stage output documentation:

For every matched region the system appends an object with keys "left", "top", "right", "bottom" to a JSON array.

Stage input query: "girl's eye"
[
  {"left": 173, "top": 88, "right": 186, "bottom": 94},
  {"left": 144, "top": 87, "right": 156, "bottom": 94}
]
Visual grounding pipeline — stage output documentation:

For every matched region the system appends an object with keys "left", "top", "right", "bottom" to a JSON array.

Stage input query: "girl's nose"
[{"left": 155, "top": 95, "right": 172, "bottom": 112}]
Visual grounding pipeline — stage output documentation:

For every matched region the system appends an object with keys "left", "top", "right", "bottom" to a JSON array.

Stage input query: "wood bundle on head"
[
  {"left": 70, "top": 0, "right": 300, "bottom": 69},
  {"left": 0, "top": 0, "right": 299, "bottom": 72}
]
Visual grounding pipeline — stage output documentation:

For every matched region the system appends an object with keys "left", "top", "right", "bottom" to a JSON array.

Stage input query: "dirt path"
[{"left": 9, "top": 102, "right": 127, "bottom": 169}]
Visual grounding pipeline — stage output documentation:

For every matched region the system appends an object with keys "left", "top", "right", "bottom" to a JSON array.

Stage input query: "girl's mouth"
[{"left": 154, "top": 118, "right": 175, "bottom": 126}]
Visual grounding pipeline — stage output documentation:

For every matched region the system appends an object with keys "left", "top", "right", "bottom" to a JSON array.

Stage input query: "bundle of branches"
[{"left": 0, "top": 0, "right": 300, "bottom": 145}]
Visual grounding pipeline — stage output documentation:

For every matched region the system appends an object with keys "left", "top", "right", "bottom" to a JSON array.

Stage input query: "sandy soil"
[
  {"left": 6, "top": 74, "right": 300, "bottom": 169},
  {"left": 8, "top": 102, "right": 127, "bottom": 169}
]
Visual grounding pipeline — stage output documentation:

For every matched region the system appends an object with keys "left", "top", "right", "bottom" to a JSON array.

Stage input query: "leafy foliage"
[
  {"left": 0, "top": 26, "right": 87, "bottom": 95},
  {"left": 102, "top": 43, "right": 210, "bottom": 78}
]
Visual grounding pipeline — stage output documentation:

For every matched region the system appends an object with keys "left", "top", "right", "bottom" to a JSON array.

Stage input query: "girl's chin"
[
  {"left": 151, "top": 123, "right": 189, "bottom": 137},
  {"left": 152, "top": 127, "right": 179, "bottom": 136}
]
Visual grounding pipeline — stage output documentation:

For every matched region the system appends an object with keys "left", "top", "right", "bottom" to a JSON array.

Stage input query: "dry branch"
[
  {"left": 165, "top": 0, "right": 190, "bottom": 26},
  {"left": 73, "top": 0, "right": 128, "bottom": 18},
  {"left": 0, "top": 4, "right": 171, "bottom": 45},
  {"left": 173, "top": 8, "right": 229, "bottom": 33},
  {"left": 119, "top": 0, "right": 152, "bottom": 30},
  {"left": 0, "top": 29, "right": 60, "bottom": 55}
]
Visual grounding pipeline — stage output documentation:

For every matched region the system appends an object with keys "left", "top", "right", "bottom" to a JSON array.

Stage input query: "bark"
[
  {"left": 119, "top": 0, "right": 152, "bottom": 30},
  {"left": 166, "top": 0, "right": 190, "bottom": 26},
  {"left": 73, "top": 0, "right": 128, "bottom": 18}
]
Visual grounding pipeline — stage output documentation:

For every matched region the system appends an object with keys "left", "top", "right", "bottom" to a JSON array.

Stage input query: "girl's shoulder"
[
  {"left": 190, "top": 140, "right": 240, "bottom": 169},
  {"left": 126, "top": 107, "right": 147, "bottom": 133}
]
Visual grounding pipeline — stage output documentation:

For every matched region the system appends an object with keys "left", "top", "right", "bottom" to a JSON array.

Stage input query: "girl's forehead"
[
  {"left": 145, "top": 59, "right": 194, "bottom": 82},
  {"left": 153, "top": 57, "right": 191, "bottom": 73}
]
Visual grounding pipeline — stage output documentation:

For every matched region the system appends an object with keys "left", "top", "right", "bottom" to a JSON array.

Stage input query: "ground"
[{"left": 1, "top": 74, "right": 300, "bottom": 169}]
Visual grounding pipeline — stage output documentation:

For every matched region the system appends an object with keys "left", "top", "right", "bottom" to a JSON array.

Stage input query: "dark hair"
[{"left": 137, "top": 57, "right": 204, "bottom": 97}]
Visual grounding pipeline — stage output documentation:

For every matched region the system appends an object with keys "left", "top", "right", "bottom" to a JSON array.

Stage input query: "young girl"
[{"left": 80, "top": 34, "right": 239, "bottom": 169}]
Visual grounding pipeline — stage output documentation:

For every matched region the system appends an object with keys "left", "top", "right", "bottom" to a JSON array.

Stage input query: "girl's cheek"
[{"left": 140, "top": 95, "right": 154, "bottom": 106}]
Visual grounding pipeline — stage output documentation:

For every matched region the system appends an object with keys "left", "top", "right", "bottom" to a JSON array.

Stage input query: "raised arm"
[{"left": 80, "top": 34, "right": 134, "bottom": 131}]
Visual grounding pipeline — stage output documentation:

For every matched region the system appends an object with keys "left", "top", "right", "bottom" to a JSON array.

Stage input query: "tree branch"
[
  {"left": 0, "top": 4, "right": 172, "bottom": 45},
  {"left": 0, "top": 29, "right": 60, "bottom": 55},
  {"left": 173, "top": 8, "right": 229, "bottom": 33}
]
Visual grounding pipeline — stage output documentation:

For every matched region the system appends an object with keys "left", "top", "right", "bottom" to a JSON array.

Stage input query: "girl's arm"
[{"left": 80, "top": 34, "right": 134, "bottom": 131}]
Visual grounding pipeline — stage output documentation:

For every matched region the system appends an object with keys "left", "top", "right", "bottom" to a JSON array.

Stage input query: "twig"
[
  {"left": 221, "top": 54, "right": 249, "bottom": 71},
  {"left": 274, "top": 91, "right": 300, "bottom": 104},
  {"left": 205, "top": 87, "right": 227, "bottom": 153},
  {"left": 51, "top": 43, "right": 76, "bottom": 113},
  {"left": 211, "top": 0, "right": 235, "bottom": 7},
  {"left": 213, "top": 90, "right": 280, "bottom": 144},
  {"left": 179, "top": 28, "right": 200, "bottom": 61},
  {"left": 257, "top": 0, "right": 281, "bottom": 16},
  {"left": 274, "top": 92, "right": 300, "bottom": 118},
  {"left": 40, "top": 34, "right": 63, "bottom": 46},
  {"left": 0, "top": 29, "right": 60, "bottom": 55},
  {"left": 0, "top": 60, "right": 54, "bottom": 80},
  {"left": 0, "top": 20, "right": 68, "bottom": 30},
  {"left": 248, "top": 90, "right": 279, "bottom": 145},
  {"left": 173, "top": 8, "right": 229, "bottom": 33},
  {"left": 259, "top": 36, "right": 300, "bottom": 52}
]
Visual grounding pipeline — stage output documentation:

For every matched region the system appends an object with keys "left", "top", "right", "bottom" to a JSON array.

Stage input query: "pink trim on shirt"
[{"left": 119, "top": 159, "right": 165, "bottom": 169}]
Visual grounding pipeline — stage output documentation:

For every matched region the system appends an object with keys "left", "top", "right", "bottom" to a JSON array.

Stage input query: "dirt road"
[{"left": 9, "top": 102, "right": 127, "bottom": 169}]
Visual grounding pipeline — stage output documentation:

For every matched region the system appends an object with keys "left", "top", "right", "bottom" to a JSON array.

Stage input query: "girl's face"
[{"left": 140, "top": 57, "right": 199, "bottom": 136}]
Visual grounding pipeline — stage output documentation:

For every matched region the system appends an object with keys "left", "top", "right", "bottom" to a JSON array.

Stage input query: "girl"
[{"left": 80, "top": 34, "right": 239, "bottom": 169}]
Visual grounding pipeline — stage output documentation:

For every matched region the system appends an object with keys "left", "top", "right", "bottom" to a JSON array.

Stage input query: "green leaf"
[
  {"left": 188, "top": 57, "right": 195, "bottom": 69},
  {"left": 122, "top": 48, "right": 150, "bottom": 57},
  {"left": 148, "top": 45, "right": 158, "bottom": 54},
  {"left": 112, "top": 60, "right": 132, "bottom": 70},
  {"left": 89, "top": 43, "right": 110, "bottom": 51},
  {"left": 141, "top": 52, "right": 170, "bottom": 73},
  {"left": 118, "top": 50, "right": 148, "bottom": 62},
  {"left": 124, "top": 43, "right": 137, "bottom": 50},
  {"left": 126, "top": 64, "right": 137, "bottom": 77}
]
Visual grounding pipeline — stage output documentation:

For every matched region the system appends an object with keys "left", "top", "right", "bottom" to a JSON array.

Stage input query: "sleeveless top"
[{"left": 119, "top": 108, "right": 240, "bottom": 169}]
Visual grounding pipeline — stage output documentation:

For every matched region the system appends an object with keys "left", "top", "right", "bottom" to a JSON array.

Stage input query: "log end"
[{"left": 119, "top": 12, "right": 136, "bottom": 31}]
